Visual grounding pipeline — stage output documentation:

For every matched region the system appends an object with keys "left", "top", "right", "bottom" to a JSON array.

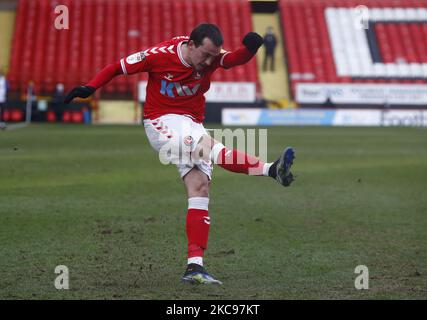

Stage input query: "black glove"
[
  {"left": 64, "top": 86, "right": 95, "bottom": 104},
  {"left": 242, "top": 32, "right": 264, "bottom": 54}
]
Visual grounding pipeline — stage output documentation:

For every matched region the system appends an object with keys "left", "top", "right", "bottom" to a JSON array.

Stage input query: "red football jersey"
[{"left": 120, "top": 36, "right": 229, "bottom": 123}]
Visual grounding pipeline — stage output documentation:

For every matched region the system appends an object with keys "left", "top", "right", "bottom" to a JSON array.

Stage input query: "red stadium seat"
[
  {"left": 62, "top": 110, "right": 71, "bottom": 123},
  {"left": 71, "top": 110, "right": 84, "bottom": 123},
  {"left": 11, "top": 109, "right": 24, "bottom": 122},
  {"left": 46, "top": 111, "right": 56, "bottom": 122},
  {"left": 2, "top": 109, "right": 10, "bottom": 122}
]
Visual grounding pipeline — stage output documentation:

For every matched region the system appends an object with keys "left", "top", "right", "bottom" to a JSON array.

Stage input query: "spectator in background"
[
  {"left": 0, "top": 68, "right": 9, "bottom": 122},
  {"left": 263, "top": 26, "right": 277, "bottom": 72},
  {"left": 52, "top": 83, "right": 65, "bottom": 122},
  {"left": 27, "top": 81, "right": 40, "bottom": 122}
]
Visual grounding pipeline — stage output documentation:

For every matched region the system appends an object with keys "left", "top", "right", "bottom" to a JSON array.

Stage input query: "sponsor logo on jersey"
[
  {"left": 126, "top": 52, "right": 145, "bottom": 65},
  {"left": 160, "top": 80, "right": 200, "bottom": 98}
]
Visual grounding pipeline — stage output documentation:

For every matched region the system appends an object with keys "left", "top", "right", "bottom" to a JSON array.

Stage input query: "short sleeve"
[
  {"left": 120, "top": 51, "right": 152, "bottom": 75},
  {"left": 219, "top": 49, "right": 231, "bottom": 68},
  {"left": 211, "top": 49, "right": 231, "bottom": 70}
]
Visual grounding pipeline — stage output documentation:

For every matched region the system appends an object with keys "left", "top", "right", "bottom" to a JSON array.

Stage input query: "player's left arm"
[{"left": 220, "top": 32, "right": 264, "bottom": 69}]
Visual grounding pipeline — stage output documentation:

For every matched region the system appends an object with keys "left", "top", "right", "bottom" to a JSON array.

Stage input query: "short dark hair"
[{"left": 189, "top": 23, "right": 223, "bottom": 47}]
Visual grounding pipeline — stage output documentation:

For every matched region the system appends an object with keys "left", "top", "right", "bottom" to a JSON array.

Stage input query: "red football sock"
[
  {"left": 186, "top": 198, "right": 210, "bottom": 263},
  {"left": 216, "top": 147, "right": 265, "bottom": 176}
]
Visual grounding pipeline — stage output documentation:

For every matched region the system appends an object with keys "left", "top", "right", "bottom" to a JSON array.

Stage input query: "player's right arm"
[{"left": 64, "top": 51, "right": 152, "bottom": 104}]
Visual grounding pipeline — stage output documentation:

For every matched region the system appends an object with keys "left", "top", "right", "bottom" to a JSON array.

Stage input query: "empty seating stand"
[
  {"left": 8, "top": 0, "right": 259, "bottom": 96},
  {"left": 279, "top": 0, "right": 427, "bottom": 96}
]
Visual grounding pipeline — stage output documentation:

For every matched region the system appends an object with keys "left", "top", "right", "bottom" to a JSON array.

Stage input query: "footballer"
[{"left": 65, "top": 23, "right": 295, "bottom": 285}]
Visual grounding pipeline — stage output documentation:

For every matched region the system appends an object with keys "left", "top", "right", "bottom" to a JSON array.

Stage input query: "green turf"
[{"left": 1, "top": 124, "right": 426, "bottom": 299}]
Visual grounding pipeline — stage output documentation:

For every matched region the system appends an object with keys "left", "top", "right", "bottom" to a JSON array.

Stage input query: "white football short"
[{"left": 143, "top": 114, "right": 213, "bottom": 180}]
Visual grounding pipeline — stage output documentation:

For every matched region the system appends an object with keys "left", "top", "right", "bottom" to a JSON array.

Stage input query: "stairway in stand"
[{"left": 252, "top": 12, "right": 292, "bottom": 106}]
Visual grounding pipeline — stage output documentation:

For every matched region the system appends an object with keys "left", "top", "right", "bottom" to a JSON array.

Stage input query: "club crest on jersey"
[
  {"left": 164, "top": 73, "right": 174, "bottom": 81},
  {"left": 160, "top": 80, "right": 200, "bottom": 98},
  {"left": 183, "top": 135, "right": 193, "bottom": 147},
  {"left": 126, "top": 52, "right": 145, "bottom": 65}
]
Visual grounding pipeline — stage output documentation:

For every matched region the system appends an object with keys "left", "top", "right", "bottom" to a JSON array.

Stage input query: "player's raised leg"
[{"left": 195, "top": 135, "right": 296, "bottom": 187}]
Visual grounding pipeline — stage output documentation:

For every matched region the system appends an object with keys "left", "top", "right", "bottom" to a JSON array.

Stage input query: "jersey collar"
[{"left": 177, "top": 41, "right": 192, "bottom": 68}]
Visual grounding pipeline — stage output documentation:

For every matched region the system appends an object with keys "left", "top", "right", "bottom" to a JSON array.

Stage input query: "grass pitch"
[{"left": 0, "top": 124, "right": 426, "bottom": 299}]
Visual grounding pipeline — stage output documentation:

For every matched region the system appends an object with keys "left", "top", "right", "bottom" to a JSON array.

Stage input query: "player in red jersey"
[{"left": 65, "top": 23, "right": 295, "bottom": 285}]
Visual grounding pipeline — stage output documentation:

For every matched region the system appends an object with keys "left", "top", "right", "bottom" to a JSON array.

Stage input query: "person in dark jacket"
[
  {"left": 52, "top": 83, "right": 65, "bottom": 122},
  {"left": 263, "top": 27, "right": 277, "bottom": 72}
]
